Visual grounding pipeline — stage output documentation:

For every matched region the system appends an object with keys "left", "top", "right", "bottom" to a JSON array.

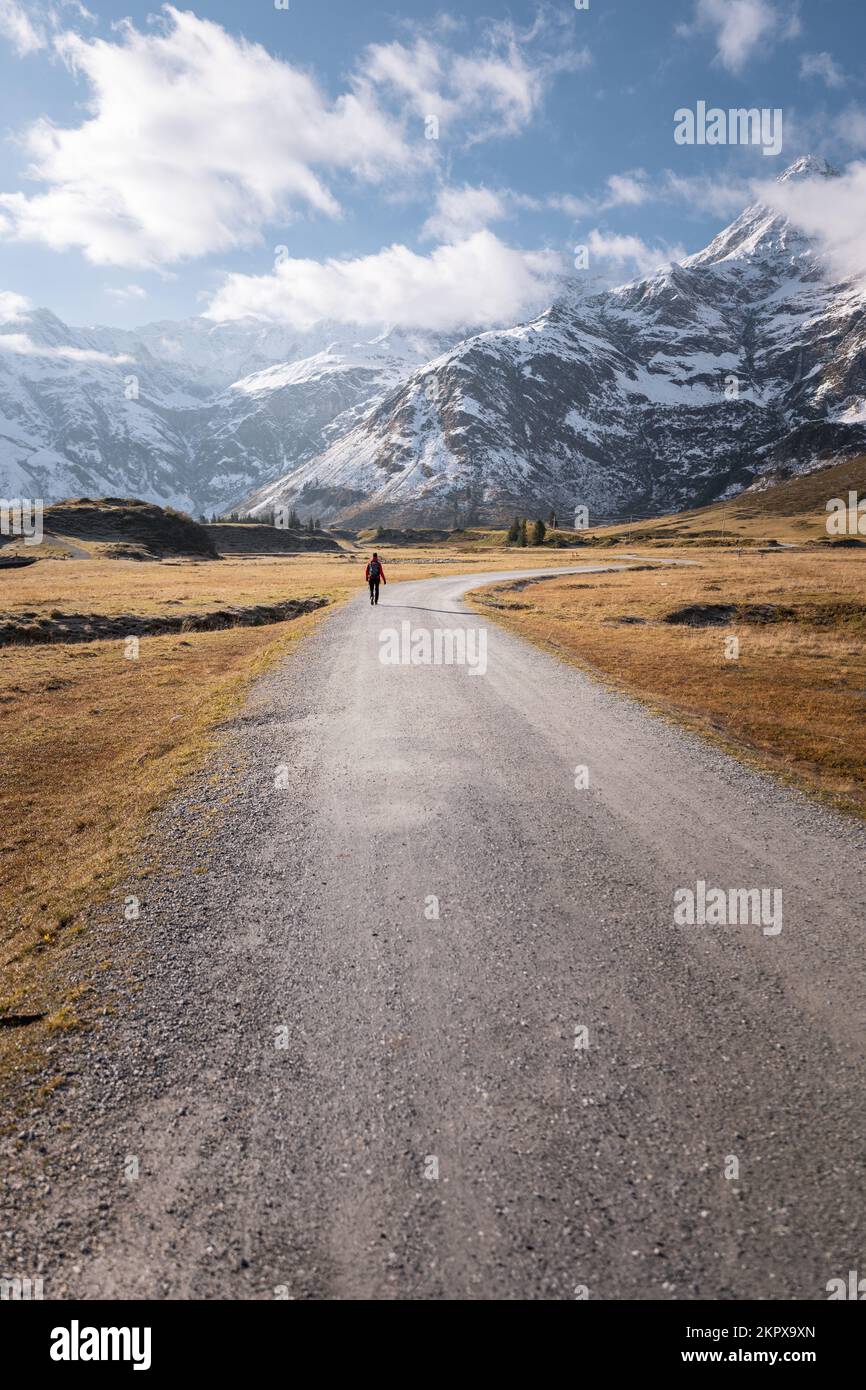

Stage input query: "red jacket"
[{"left": 365, "top": 559, "right": 386, "bottom": 582}]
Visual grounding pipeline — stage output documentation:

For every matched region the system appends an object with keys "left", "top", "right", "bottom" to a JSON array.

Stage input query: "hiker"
[{"left": 365, "top": 552, "right": 386, "bottom": 605}]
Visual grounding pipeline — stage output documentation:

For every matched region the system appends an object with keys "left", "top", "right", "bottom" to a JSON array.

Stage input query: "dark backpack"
[{"left": 369, "top": 559, "right": 381, "bottom": 581}]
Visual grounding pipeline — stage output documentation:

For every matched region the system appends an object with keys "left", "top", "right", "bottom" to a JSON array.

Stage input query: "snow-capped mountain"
[
  {"left": 2, "top": 156, "right": 865, "bottom": 523},
  {"left": 0, "top": 307, "right": 205, "bottom": 510},
  {"left": 181, "top": 330, "right": 459, "bottom": 510},
  {"left": 245, "top": 156, "right": 866, "bottom": 527},
  {"left": 0, "top": 309, "right": 457, "bottom": 512}
]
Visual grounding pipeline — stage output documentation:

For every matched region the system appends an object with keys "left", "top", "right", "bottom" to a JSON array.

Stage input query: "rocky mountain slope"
[
  {"left": 0, "top": 311, "right": 456, "bottom": 514},
  {"left": 246, "top": 157, "right": 866, "bottom": 527}
]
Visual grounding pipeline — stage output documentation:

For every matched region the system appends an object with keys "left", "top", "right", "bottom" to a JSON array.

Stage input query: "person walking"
[{"left": 365, "top": 551, "right": 386, "bottom": 605}]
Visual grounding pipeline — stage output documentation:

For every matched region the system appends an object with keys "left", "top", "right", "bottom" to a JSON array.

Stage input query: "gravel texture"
[{"left": 2, "top": 565, "right": 864, "bottom": 1301}]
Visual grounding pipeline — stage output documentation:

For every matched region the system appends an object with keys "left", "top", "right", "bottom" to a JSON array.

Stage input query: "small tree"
[
  {"left": 548, "top": 509, "right": 557, "bottom": 529},
  {"left": 532, "top": 518, "right": 546, "bottom": 546},
  {"left": 506, "top": 516, "right": 520, "bottom": 543},
  {"left": 519, "top": 518, "right": 528, "bottom": 547}
]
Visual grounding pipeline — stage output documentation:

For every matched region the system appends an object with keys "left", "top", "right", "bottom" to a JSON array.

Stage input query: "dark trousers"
[{"left": 369, "top": 579, "right": 380, "bottom": 604}]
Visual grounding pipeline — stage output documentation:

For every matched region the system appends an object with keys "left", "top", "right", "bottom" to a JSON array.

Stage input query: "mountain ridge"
[
  {"left": 2, "top": 156, "right": 864, "bottom": 523},
  {"left": 244, "top": 155, "right": 865, "bottom": 526}
]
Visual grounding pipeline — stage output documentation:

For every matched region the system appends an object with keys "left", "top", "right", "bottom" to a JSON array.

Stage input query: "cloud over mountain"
[{"left": 206, "top": 231, "right": 562, "bottom": 334}]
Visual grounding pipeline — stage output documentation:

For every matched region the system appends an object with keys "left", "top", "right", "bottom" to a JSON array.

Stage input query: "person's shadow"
[{"left": 372, "top": 603, "right": 474, "bottom": 616}]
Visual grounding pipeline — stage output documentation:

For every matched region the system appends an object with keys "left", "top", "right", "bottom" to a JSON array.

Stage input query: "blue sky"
[{"left": 0, "top": 0, "right": 864, "bottom": 331}]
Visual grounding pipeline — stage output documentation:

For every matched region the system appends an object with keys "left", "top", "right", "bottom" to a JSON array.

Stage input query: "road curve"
[{"left": 4, "top": 565, "right": 865, "bottom": 1300}]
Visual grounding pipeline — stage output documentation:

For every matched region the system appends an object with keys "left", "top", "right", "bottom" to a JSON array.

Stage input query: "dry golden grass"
[
  {"left": 1, "top": 553, "right": 351, "bottom": 619},
  {"left": 0, "top": 617, "right": 323, "bottom": 976},
  {"left": 0, "top": 557, "right": 351, "bottom": 1054},
  {"left": 0, "top": 613, "right": 335, "bottom": 1103},
  {"left": 0, "top": 547, "right": 583, "bottom": 620},
  {"left": 469, "top": 549, "right": 866, "bottom": 817}
]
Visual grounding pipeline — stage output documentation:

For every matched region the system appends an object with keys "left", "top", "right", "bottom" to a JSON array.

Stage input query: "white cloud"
[
  {"left": 762, "top": 106, "right": 866, "bottom": 164},
  {"left": 420, "top": 183, "right": 595, "bottom": 242},
  {"left": 0, "top": 7, "right": 416, "bottom": 268},
  {"left": 0, "top": 0, "right": 45, "bottom": 55},
  {"left": 515, "top": 191, "right": 594, "bottom": 220},
  {"left": 602, "top": 172, "right": 650, "bottom": 208},
  {"left": 416, "top": 164, "right": 748, "bottom": 267},
  {"left": 800, "top": 52, "right": 846, "bottom": 90},
  {"left": 421, "top": 185, "right": 510, "bottom": 241},
  {"left": 586, "top": 229, "right": 688, "bottom": 280},
  {"left": 677, "top": 0, "right": 798, "bottom": 74},
  {"left": 834, "top": 106, "right": 866, "bottom": 152},
  {"left": 0, "top": 0, "right": 95, "bottom": 56},
  {"left": 362, "top": 23, "right": 590, "bottom": 145},
  {"left": 205, "top": 230, "right": 561, "bottom": 333},
  {"left": 0, "top": 9, "right": 584, "bottom": 270},
  {"left": 755, "top": 161, "right": 866, "bottom": 282},
  {"left": 546, "top": 193, "right": 591, "bottom": 220},
  {"left": 0, "top": 289, "right": 32, "bottom": 323},
  {"left": 0, "top": 332, "right": 133, "bottom": 363},
  {"left": 414, "top": 162, "right": 756, "bottom": 272},
  {"left": 105, "top": 283, "right": 147, "bottom": 302}
]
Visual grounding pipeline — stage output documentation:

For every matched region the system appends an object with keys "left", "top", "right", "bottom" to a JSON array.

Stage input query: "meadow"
[{"left": 469, "top": 548, "right": 866, "bottom": 819}]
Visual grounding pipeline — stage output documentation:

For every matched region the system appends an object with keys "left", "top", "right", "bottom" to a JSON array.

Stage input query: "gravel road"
[{"left": 3, "top": 565, "right": 865, "bottom": 1301}]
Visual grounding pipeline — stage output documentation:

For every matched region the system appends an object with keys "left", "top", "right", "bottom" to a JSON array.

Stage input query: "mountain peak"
[
  {"left": 684, "top": 160, "right": 841, "bottom": 270},
  {"left": 777, "top": 155, "right": 840, "bottom": 183}
]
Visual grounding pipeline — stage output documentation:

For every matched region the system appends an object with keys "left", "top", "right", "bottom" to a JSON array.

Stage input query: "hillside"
[
  {"left": 205, "top": 523, "right": 341, "bottom": 555},
  {"left": 0, "top": 498, "right": 219, "bottom": 561},
  {"left": 579, "top": 454, "right": 866, "bottom": 546}
]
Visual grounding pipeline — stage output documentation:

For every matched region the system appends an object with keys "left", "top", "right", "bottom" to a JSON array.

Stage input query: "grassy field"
[
  {"left": 468, "top": 547, "right": 866, "bottom": 818},
  {"left": 0, "top": 547, "right": 581, "bottom": 620},
  {"left": 1, "top": 551, "right": 351, "bottom": 618}
]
